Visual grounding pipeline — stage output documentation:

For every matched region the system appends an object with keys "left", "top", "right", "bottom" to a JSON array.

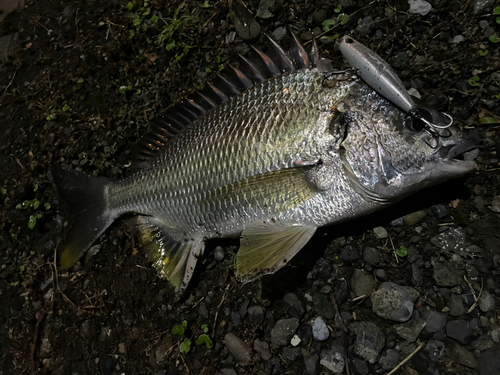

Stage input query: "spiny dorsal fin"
[{"left": 131, "top": 31, "right": 322, "bottom": 168}]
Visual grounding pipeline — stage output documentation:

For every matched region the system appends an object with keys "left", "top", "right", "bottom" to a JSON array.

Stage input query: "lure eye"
[{"left": 404, "top": 116, "right": 426, "bottom": 132}]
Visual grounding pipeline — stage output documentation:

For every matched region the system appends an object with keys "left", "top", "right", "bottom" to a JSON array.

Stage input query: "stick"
[{"left": 387, "top": 341, "right": 425, "bottom": 375}]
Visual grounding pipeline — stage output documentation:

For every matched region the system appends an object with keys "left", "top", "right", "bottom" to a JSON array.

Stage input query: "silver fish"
[{"left": 53, "top": 34, "right": 476, "bottom": 293}]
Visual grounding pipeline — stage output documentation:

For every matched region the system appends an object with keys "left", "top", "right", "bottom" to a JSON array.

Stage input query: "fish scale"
[{"left": 53, "top": 34, "right": 476, "bottom": 293}]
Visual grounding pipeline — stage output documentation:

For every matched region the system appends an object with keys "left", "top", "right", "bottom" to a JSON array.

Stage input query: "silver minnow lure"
[
  {"left": 53, "top": 33, "right": 476, "bottom": 294},
  {"left": 339, "top": 36, "right": 453, "bottom": 129}
]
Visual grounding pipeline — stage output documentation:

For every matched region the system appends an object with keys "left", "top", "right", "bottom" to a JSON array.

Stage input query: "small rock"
[
  {"left": 224, "top": 333, "right": 252, "bottom": 365},
  {"left": 446, "top": 320, "right": 475, "bottom": 345},
  {"left": 375, "top": 268, "right": 389, "bottom": 281},
  {"left": 304, "top": 353, "right": 319, "bottom": 375},
  {"left": 256, "top": 0, "right": 274, "bottom": 19},
  {"left": 282, "top": 347, "right": 301, "bottom": 361},
  {"left": 373, "top": 226, "right": 388, "bottom": 239},
  {"left": 350, "top": 355, "right": 369, "bottom": 375},
  {"left": 230, "top": 0, "right": 261, "bottom": 41},
  {"left": 198, "top": 302, "right": 209, "bottom": 319},
  {"left": 478, "top": 290, "right": 496, "bottom": 312},
  {"left": 433, "top": 262, "right": 462, "bottom": 287},
  {"left": 284, "top": 293, "right": 305, "bottom": 316},
  {"left": 253, "top": 339, "right": 272, "bottom": 361},
  {"left": 312, "top": 8, "right": 328, "bottom": 25},
  {"left": 118, "top": 342, "right": 126, "bottom": 354},
  {"left": 472, "top": 335, "right": 494, "bottom": 351},
  {"left": 312, "top": 294, "right": 335, "bottom": 319},
  {"left": 271, "top": 318, "right": 299, "bottom": 346},
  {"left": 449, "top": 294, "right": 466, "bottom": 316},
  {"left": 489, "top": 196, "right": 500, "bottom": 213},
  {"left": 490, "top": 328, "right": 500, "bottom": 343},
  {"left": 380, "top": 349, "right": 400, "bottom": 370},
  {"left": 248, "top": 306, "right": 264, "bottom": 323},
  {"left": 431, "top": 204, "right": 447, "bottom": 218},
  {"left": 451, "top": 343, "right": 478, "bottom": 368},
  {"left": 371, "top": 282, "right": 414, "bottom": 322},
  {"left": 220, "top": 369, "right": 238, "bottom": 375},
  {"left": 477, "top": 345, "right": 500, "bottom": 375},
  {"left": 394, "top": 317, "right": 426, "bottom": 343},
  {"left": 290, "top": 334, "right": 301, "bottom": 346},
  {"left": 271, "top": 26, "right": 287, "bottom": 42},
  {"left": 231, "top": 311, "right": 241, "bottom": 326},
  {"left": 408, "top": 0, "right": 432, "bottom": 16},
  {"left": 363, "top": 247, "right": 381, "bottom": 265},
  {"left": 340, "top": 245, "right": 360, "bottom": 262},
  {"left": 320, "top": 349, "right": 344, "bottom": 373},
  {"left": 351, "top": 322, "right": 386, "bottom": 363},
  {"left": 351, "top": 269, "right": 375, "bottom": 297},
  {"left": 422, "top": 311, "right": 447, "bottom": 333},
  {"left": 452, "top": 35, "right": 465, "bottom": 44},
  {"left": 39, "top": 337, "right": 53, "bottom": 358},
  {"left": 391, "top": 217, "right": 404, "bottom": 226},
  {"left": 426, "top": 339, "right": 445, "bottom": 362},
  {"left": 404, "top": 211, "right": 427, "bottom": 226},
  {"left": 430, "top": 227, "right": 467, "bottom": 254},
  {"left": 312, "top": 316, "right": 329, "bottom": 342}
]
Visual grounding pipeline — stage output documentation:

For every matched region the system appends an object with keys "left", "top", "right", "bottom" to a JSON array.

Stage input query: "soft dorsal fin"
[{"left": 131, "top": 31, "right": 322, "bottom": 168}]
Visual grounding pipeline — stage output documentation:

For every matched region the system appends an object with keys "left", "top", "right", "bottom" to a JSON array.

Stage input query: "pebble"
[
  {"left": 430, "top": 227, "right": 467, "bottom": 254},
  {"left": 312, "top": 293, "right": 335, "bottom": 319},
  {"left": 422, "top": 311, "right": 447, "bottom": 333},
  {"left": 312, "top": 8, "right": 328, "bottom": 25},
  {"left": 426, "top": 339, "right": 445, "bottom": 362},
  {"left": 449, "top": 294, "right": 466, "bottom": 316},
  {"left": 230, "top": 0, "right": 261, "bottom": 41},
  {"left": 340, "top": 245, "right": 360, "bottom": 262},
  {"left": 363, "top": 247, "right": 381, "bottom": 265},
  {"left": 282, "top": 347, "right": 301, "bottom": 361},
  {"left": 256, "top": 0, "right": 274, "bottom": 18},
  {"left": 408, "top": 0, "right": 432, "bottom": 16},
  {"left": 373, "top": 226, "right": 388, "bottom": 239},
  {"left": 371, "top": 282, "right": 414, "bottom": 322},
  {"left": 403, "top": 211, "right": 427, "bottom": 226},
  {"left": 451, "top": 343, "right": 478, "bottom": 368},
  {"left": 477, "top": 345, "right": 500, "bottom": 375},
  {"left": 375, "top": 268, "right": 389, "bottom": 281},
  {"left": 490, "top": 196, "right": 500, "bottom": 213},
  {"left": 271, "top": 27, "right": 287, "bottom": 42},
  {"left": 446, "top": 320, "right": 475, "bottom": 345},
  {"left": 433, "top": 262, "right": 462, "bottom": 287},
  {"left": 248, "top": 306, "right": 264, "bottom": 323},
  {"left": 284, "top": 293, "right": 305, "bottom": 316},
  {"left": 478, "top": 290, "right": 496, "bottom": 312},
  {"left": 304, "top": 353, "right": 319, "bottom": 375},
  {"left": 253, "top": 338, "right": 272, "bottom": 360},
  {"left": 320, "top": 349, "right": 344, "bottom": 373},
  {"left": 491, "top": 328, "right": 500, "bottom": 343},
  {"left": 224, "top": 333, "right": 252, "bottom": 365},
  {"left": 431, "top": 204, "right": 447, "bottom": 218},
  {"left": 452, "top": 35, "right": 465, "bottom": 44},
  {"left": 231, "top": 311, "right": 241, "bottom": 326},
  {"left": 311, "top": 316, "right": 329, "bottom": 341},
  {"left": 271, "top": 318, "right": 299, "bottom": 346},
  {"left": 351, "top": 321, "right": 386, "bottom": 363},
  {"left": 351, "top": 269, "right": 375, "bottom": 297},
  {"left": 380, "top": 349, "right": 400, "bottom": 370},
  {"left": 394, "top": 316, "right": 426, "bottom": 343},
  {"left": 351, "top": 356, "right": 369, "bottom": 375}
]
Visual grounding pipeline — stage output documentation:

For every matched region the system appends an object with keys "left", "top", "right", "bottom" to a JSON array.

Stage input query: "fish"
[{"left": 52, "top": 33, "right": 477, "bottom": 293}]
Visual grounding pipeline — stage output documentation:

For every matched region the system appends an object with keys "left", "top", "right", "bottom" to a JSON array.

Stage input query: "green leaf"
[
  {"left": 179, "top": 338, "right": 191, "bottom": 353},
  {"left": 196, "top": 334, "right": 213, "bottom": 349},
  {"left": 468, "top": 76, "right": 480, "bottom": 87},
  {"left": 133, "top": 16, "right": 142, "bottom": 26},
  {"left": 202, "top": 324, "right": 209, "bottom": 333},
  {"left": 15, "top": 203, "right": 22, "bottom": 209},
  {"left": 143, "top": 7, "right": 151, "bottom": 16},
  {"left": 396, "top": 246, "right": 408, "bottom": 257},
  {"left": 44, "top": 202, "right": 51, "bottom": 210},
  {"left": 28, "top": 215, "right": 37, "bottom": 229},
  {"left": 323, "top": 34, "right": 340, "bottom": 41},
  {"left": 480, "top": 116, "right": 498, "bottom": 124},
  {"left": 205, "top": 67, "right": 212, "bottom": 73},
  {"left": 11, "top": 281, "right": 19, "bottom": 286},
  {"left": 151, "top": 14, "right": 158, "bottom": 23},
  {"left": 334, "top": 4, "right": 342, "bottom": 13},
  {"left": 77, "top": 78, "right": 84, "bottom": 84},
  {"left": 33, "top": 184, "right": 38, "bottom": 192},
  {"left": 172, "top": 324, "right": 185, "bottom": 337},
  {"left": 126, "top": 2, "right": 134, "bottom": 11},
  {"left": 322, "top": 19, "right": 336, "bottom": 32},
  {"left": 182, "top": 320, "right": 187, "bottom": 328},
  {"left": 1, "top": 187, "right": 6, "bottom": 195},
  {"left": 62, "top": 104, "right": 70, "bottom": 111},
  {"left": 493, "top": 6, "right": 500, "bottom": 15},
  {"left": 203, "top": 1, "right": 211, "bottom": 8},
  {"left": 338, "top": 13, "right": 349, "bottom": 25},
  {"left": 496, "top": 16, "right": 500, "bottom": 24},
  {"left": 19, "top": 265, "right": 25, "bottom": 273},
  {"left": 32, "top": 199, "right": 40, "bottom": 210},
  {"left": 496, "top": 93, "right": 500, "bottom": 99},
  {"left": 216, "top": 55, "right": 221, "bottom": 63},
  {"left": 46, "top": 112, "right": 56, "bottom": 121},
  {"left": 478, "top": 49, "right": 488, "bottom": 56},
  {"left": 129, "top": 30, "right": 135, "bottom": 39},
  {"left": 489, "top": 34, "right": 499, "bottom": 43}
]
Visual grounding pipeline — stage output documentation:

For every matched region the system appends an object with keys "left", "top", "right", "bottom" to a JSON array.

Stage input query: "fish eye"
[{"left": 405, "top": 116, "right": 426, "bottom": 132}]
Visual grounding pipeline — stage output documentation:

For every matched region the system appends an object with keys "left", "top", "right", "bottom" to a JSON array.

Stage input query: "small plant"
[
  {"left": 468, "top": 75, "right": 481, "bottom": 87},
  {"left": 1, "top": 187, "right": 6, "bottom": 195},
  {"left": 321, "top": 12, "right": 349, "bottom": 33},
  {"left": 334, "top": 4, "right": 342, "bottom": 13},
  {"left": 494, "top": 6, "right": 500, "bottom": 23},
  {"left": 489, "top": 34, "right": 499, "bottom": 43},
  {"left": 10, "top": 265, "right": 25, "bottom": 287},
  {"left": 396, "top": 246, "right": 408, "bottom": 257},
  {"left": 478, "top": 49, "right": 489, "bottom": 56},
  {"left": 16, "top": 185, "right": 51, "bottom": 229},
  {"left": 118, "top": 85, "right": 133, "bottom": 94},
  {"left": 172, "top": 321, "right": 213, "bottom": 354},
  {"left": 196, "top": 324, "right": 213, "bottom": 349}
]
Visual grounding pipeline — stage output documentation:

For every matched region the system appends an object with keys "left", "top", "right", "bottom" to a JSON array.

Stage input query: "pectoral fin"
[
  {"left": 236, "top": 222, "right": 317, "bottom": 282},
  {"left": 136, "top": 217, "right": 203, "bottom": 293}
]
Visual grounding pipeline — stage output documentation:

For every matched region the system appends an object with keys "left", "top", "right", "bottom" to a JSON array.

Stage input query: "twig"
[
  {"left": 2, "top": 69, "right": 17, "bottom": 97},
  {"left": 30, "top": 310, "right": 46, "bottom": 372},
  {"left": 387, "top": 341, "right": 425, "bottom": 375},
  {"left": 179, "top": 353, "right": 190, "bottom": 374},
  {"left": 52, "top": 240, "right": 77, "bottom": 308},
  {"left": 330, "top": 291, "right": 350, "bottom": 375},
  {"left": 213, "top": 284, "right": 231, "bottom": 332},
  {"left": 465, "top": 276, "right": 484, "bottom": 314}
]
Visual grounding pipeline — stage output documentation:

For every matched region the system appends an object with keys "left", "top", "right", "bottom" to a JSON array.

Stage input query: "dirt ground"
[{"left": 1, "top": 0, "right": 499, "bottom": 374}]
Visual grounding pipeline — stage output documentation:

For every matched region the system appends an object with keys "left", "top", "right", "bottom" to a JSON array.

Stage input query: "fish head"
[{"left": 339, "top": 82, "right": 477, "bottom": 203}]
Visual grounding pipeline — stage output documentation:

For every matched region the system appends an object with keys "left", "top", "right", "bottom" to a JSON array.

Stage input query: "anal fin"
[
  {"left": 236, "top": 222, "right": 317, "bottom": 282},
  {"left": 136, "top": 217, "right": 203, "bottom": 293}
]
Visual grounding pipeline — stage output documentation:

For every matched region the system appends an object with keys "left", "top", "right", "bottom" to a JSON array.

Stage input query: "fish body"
[{"left": 53, "top": 35, "right": 476, "bottom": 292}]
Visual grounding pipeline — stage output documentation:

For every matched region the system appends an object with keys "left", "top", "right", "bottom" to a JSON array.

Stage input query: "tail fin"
[{"left": 52, "top": 165, "right": 115, "bottom": 270}]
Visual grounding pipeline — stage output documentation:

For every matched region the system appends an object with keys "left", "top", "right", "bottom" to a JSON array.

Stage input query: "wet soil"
[{"left": 1, "top": 0, "right": 499, "bottom": 374}]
